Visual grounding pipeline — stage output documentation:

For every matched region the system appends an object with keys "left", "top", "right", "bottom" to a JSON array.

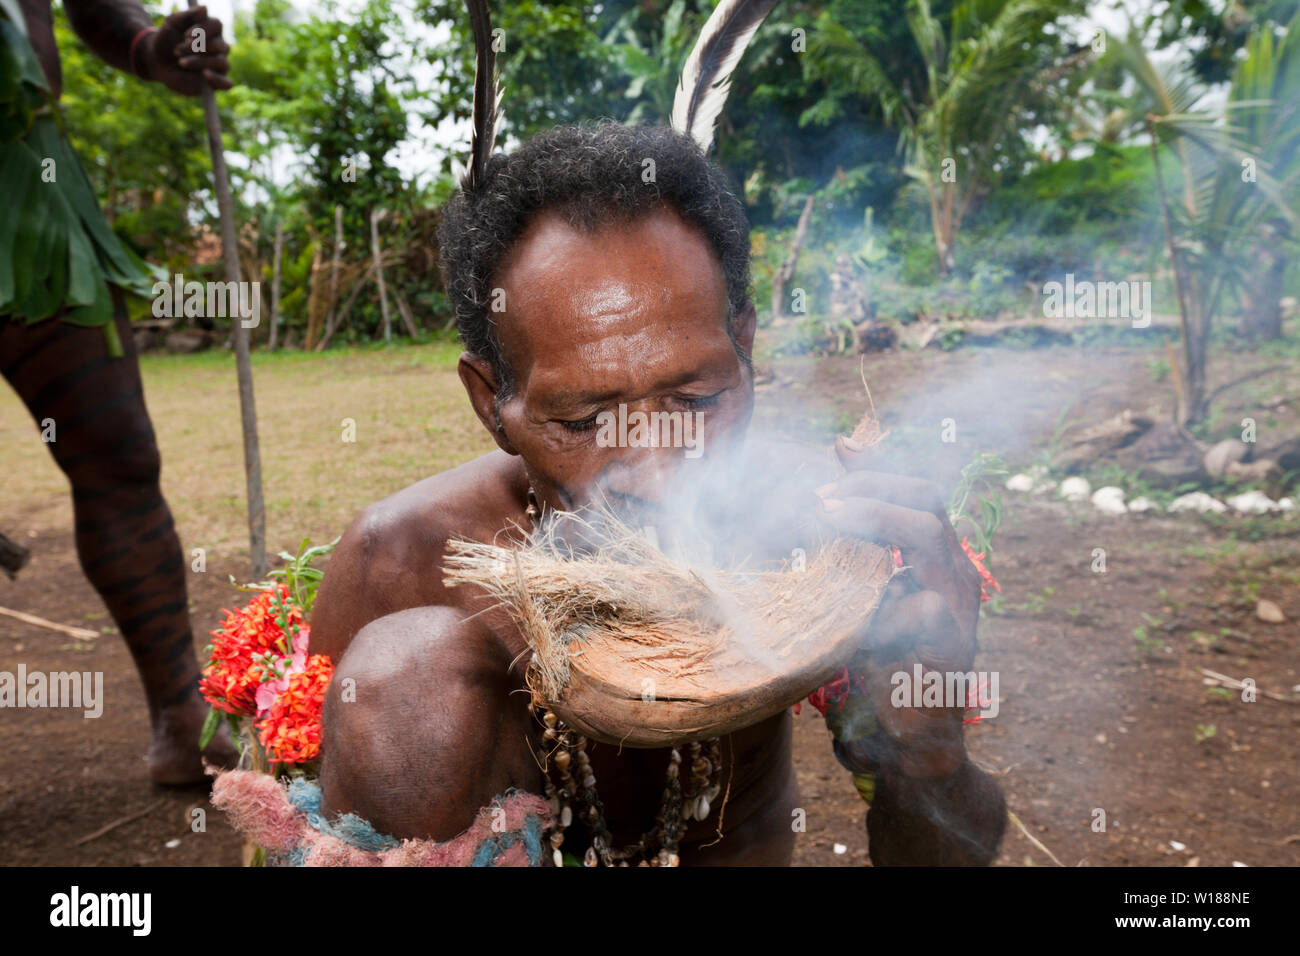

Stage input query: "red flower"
[
  {"left": 199, "top": 585, "right": 304, "bottom": 716},
  {"left": 963, "top": 672, "right": 992, "bottom": 725},
  {"left": 960, "top": 537, "right": 1001, "bottom": 602},
  {"left": 256, "top": 654, "right": 333, "bottom": 764},
  {"left": 802, "top": 667, "right": 871, "bottom": 718}
]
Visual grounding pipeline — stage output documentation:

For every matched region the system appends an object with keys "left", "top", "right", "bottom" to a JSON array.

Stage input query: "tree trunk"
[
  {"left": 268, "top": 220, "right": 283, "bottom": 350},
  {"left": 303, "top": 245, "right": 326, "bottom": 352},
  {"left": 1245, "top": 243, "right": 1286, "bottom": 340},
  {"left": 771, "top": 195, "right": 815, "bottom": 320},
  {"left": 370, "top": 207, "right": 392, "bottom": 342},
  {"left": 1149, "top": 122, "right": 1205, "bottom": 427}
]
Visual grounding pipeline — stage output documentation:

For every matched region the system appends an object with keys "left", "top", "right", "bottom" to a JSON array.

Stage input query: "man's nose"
[{"left": 593, "top": 445, "right": 685, "bottom": 513}]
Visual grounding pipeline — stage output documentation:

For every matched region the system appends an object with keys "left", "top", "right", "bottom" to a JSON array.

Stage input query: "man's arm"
[
  {"left": 865, "top": 760, "right": 1007, "bottom": 865},
  {"left": 815, "top": 443, "right": 1009, "bottom": 865},
  {"left": 63, "top": 0, "right": 231, "bottom": 94},
  {"left": 317, "top": 605, "right": 543, "bottom": 842}
]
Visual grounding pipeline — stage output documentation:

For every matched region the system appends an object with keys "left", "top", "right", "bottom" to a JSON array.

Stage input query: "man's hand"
[
  {"left": 139, "top": 5, "right": 232, "bottom": 96},
  {"left": 814, "top": 437, "right": 983, "bottom": 781},
  {"left": 814, "top": 437, "right": 1007, "bottom": 864}
]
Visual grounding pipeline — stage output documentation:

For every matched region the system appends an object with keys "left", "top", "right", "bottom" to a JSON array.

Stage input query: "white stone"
[
  {"left": 1059, "top": 476, "right": 1092, "bottom": 502},
  {"left": 1091, "top": 486, "right": 1128, "bottom": 515},
  {"left": 1256, "top": 599, "right": 1286, "bottom": 624},
  {"left": 833, "top": 843, "right": 847, "bottom": 855},
  {"left": 1227, "top": 490, "right": 1276, "bottom": 514},
  {"left": 1128, "top": 496, "right": 1157, "bottom": 513},
  {"left": 1169, "top": 840, "right": 1186, "bottom": 852},
  {"left": 1032, "top": 479, "right": 1058, "bottom": 496},
  {"left": 1168, "top": 492, "right": 1227, "bottom": 514},
  {"left": 1005, "top": 473, "right": 1036, "bottom": 493},
  {"left": 1278, "top": 497, "right": 1295, "bottom": 512}
]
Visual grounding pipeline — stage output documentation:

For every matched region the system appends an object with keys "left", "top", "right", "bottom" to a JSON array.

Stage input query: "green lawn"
[{"left": 1, "top": 340, "right": 496, "bottom": 564}]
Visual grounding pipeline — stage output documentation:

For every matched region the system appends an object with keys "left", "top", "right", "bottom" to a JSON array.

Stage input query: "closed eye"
[
  {"left": 557, "top": 415, "right": 600, "bottom": 432},
  {"left": 682, "top": 391, "right": 722, "bottom": 410}
]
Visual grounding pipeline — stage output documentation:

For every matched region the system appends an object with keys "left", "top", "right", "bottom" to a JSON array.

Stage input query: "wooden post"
[
  {"left": 771, "top": 194, "right": 814, "bottom": 320},
  {"left": 370, "top": 207, "right": 392, "bottom": 342},
  {"left": 188, "top": 0, "right": 266, "bottom": 578},
  {"left": 325, "top": 204, "right": 344, "bottom": 336},
  {"left": 268, "top": 219, "right": 283, "bottom": 350},
  {"left": 317, "top": 266, "right": 372, "bottom": 351},
  {"left": 394, "top": 289, "right": 419, "bottom": 338}
]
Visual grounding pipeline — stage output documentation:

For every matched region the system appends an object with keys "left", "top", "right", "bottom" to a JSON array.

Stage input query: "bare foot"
[{"left": 147, "top": 690, "right": 239, "bottom": 785}]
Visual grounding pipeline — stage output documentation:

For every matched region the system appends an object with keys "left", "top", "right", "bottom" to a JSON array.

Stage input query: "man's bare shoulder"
[
  {"left": 318, "top": 605, "right": 540, "bottom": 841},
  {"left": 310, "top": 450, "right": 529, "bottom": 660},
  {"left": 368, "top": 448, "right": 528, "bottom": 534}
]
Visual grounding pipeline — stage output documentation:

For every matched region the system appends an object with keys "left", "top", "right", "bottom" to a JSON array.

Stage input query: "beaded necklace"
[{"left": 523, "top": 487, "right": 725, "bottom": 867}]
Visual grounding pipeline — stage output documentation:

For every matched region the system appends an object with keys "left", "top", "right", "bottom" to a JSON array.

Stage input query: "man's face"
[{"left": 460, "top": 206, "right": 756, "bottom": 519}]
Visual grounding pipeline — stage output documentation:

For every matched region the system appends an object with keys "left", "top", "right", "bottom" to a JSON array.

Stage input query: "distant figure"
[{"left": 1, "top": 1, "right": 237, "bottom": 783}]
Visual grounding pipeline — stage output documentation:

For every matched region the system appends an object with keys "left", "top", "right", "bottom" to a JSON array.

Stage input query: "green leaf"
[{"left": 198, "top": 706, "right": 221, "bottom": 750}]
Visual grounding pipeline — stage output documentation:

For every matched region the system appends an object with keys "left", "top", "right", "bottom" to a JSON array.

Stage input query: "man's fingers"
[
  {"left": 175, "top": 38, "right": 229, "bottom": 57},
  {"left": 834, "top": 435, "right": 886, "bottom": 473},
  {"left": 816, "top": 470, "right": 946, "bottom": 516},
  {"left": 817, "top": 494, "right": 946, "bottom": 563},
  {"left": 179, "top": 54, "right": 231, "bottom": 74},
  {"left": 203, "top": 69, "right": 234, "bottom": 89}
]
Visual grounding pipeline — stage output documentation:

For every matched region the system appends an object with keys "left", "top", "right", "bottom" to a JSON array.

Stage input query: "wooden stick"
[
  {"left": 771, "top": 194, "right": 814, "bottom": 320},
  {"left": 1007, "top": 808, "right": 1066, "bottom": 867},
  {"left": 74, "top": 799, "right": 165, "bottom": 846},
  {"left": 394, "top": 288, "right": 420, "bottom": 338},
  {"left": 0, "top": 606, "right": 99, "bottom": 640},
  {"left": 188, "top": 0, "right": 266, "bottom": 579},
  {"left": 1199, "top": 667, "right": 1295, "bottom": 703},
  {"left": 317, "top": 265, "right": 373, "bottom": 351}
]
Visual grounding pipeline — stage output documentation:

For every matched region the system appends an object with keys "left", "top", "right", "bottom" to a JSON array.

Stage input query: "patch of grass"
[
  {"left": 1133, "top": 613, "right": 1166, "bottom": 657},
  {"left": 0, "top": 342, "right": 494, "bottom": 560}
]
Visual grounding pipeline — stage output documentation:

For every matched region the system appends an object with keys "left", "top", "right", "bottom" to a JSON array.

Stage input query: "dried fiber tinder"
[{"left": 443, "top": 511, "right": 893, "bottom": 748}]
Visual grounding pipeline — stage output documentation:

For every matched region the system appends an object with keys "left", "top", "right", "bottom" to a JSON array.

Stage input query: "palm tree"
[
  {"left": 804, "top": 0, "right": 1086, "bottom": 275},
  {"left": 1112, "top": 15, "right": 1300, "bottom": 425}
]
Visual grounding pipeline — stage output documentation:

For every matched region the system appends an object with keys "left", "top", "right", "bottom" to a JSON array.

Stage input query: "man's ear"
[
  {"left": 458, "top": 353, "right": 519, "bottom": 455},
  {"left": 730, "top": 300, "right": 757, "bottom": 358}
]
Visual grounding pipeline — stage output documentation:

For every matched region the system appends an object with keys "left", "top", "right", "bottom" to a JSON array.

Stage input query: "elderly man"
[{"left": 308, "top": 123, "right": 1006, "bottom": 866}]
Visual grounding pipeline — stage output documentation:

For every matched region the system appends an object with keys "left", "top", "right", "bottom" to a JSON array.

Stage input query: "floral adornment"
[{"left": 960, "top": 536, "right": 1001, "bottom": 602}]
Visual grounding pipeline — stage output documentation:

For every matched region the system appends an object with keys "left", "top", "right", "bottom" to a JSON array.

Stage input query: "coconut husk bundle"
[{"left": 445, "top": 485, "right": 892, "bottom": 748}]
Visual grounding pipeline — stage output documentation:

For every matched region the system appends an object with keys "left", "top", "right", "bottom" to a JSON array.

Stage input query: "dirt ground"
[{"left": 2, "top": 337, "right": 1297, "bottom": 866}]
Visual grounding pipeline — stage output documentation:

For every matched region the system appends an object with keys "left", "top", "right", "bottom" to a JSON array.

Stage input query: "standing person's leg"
[{"left": 0, "top": 293, "right": 236, "bottom": 783}]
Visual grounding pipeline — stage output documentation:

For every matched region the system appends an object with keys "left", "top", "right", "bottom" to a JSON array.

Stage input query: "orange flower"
[
  {"left": 199, "top": 585, "right": 304, "bottom": 716},
  {"left": 960, "top": 537, "right": 1001, "bottom": 602},
  {"left": 256, "top": 654, "right": 333, "bottom": 765}
]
